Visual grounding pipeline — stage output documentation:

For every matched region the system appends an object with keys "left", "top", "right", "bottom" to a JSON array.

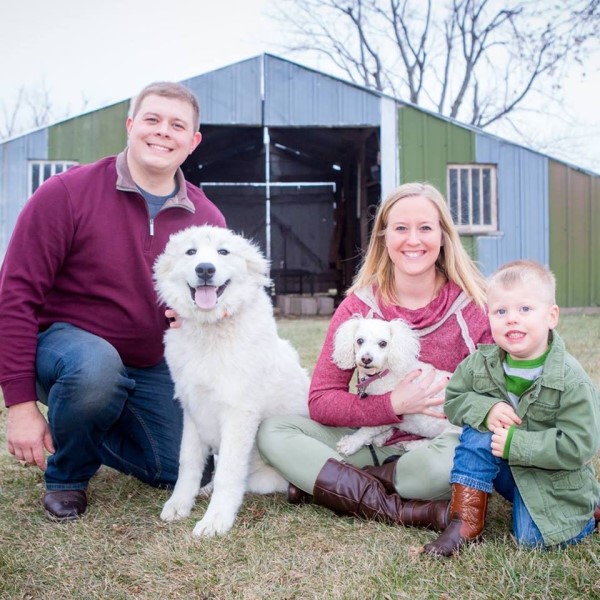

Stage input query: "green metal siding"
[
  {"left": 398, "top": 105, "right": 478, "bottom": 260},
  {"left": 398, "top": 105, "right": 475, "bottom": 194},
  {"left": 549, "top": 160, "right": 600, "bottom": 307},
  {"left": 48, "top": 101, "right": 129, "bottom": 164}
]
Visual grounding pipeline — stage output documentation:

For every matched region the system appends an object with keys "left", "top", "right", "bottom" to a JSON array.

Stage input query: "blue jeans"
[
  {"left": 36, "top": 323, "right": 212, "bottom": 491},
  {"left": 451, "top": 425, "right": 595, "bottom": 548}
]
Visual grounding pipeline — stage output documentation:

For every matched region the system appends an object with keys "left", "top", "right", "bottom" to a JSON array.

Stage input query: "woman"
[{"left": 257, "top": 182, "right": 492, "bottom": 531}]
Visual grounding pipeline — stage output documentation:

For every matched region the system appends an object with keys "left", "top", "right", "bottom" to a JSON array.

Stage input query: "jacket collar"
[
  {"left": 115, "top": 149, "right": 195, "bottom": 212},
  {"left": 479, "top": 330, "right": 566, "bottom": 391}
]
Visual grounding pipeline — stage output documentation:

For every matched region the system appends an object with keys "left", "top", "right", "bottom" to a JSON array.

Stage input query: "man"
[{"left": 0, "top": 82, "right": 225, "bottom": 521}]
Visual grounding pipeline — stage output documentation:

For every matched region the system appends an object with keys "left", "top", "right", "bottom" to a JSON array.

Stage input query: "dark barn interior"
[{"left": 182, "top": 124, "right": 381, "bottom": 300}]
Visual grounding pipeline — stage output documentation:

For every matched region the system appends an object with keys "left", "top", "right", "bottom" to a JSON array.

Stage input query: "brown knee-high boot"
[
  {"left": 312, "top": 458, "right": 449, "bottom": 531},
  {"left": 287, "top": 456, "right": 399, "bottom": 505},
  {"left": 423, "top": 483, "right": 488, "bottom": 556}
]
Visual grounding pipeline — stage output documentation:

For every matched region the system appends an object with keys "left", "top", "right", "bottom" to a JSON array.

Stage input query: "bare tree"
[
  {"left": 0, "top": 86, "right": 26, "bottom": 139},
  {"left": 0, "top": 80, "right": 89, "bottom": 141},
  {"left": 271, "top": 0, "right": 600, "bottom": 128}
]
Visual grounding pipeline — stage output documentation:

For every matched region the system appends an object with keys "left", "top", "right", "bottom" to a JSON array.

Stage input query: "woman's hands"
[{"left": 390, "top": 368, "right": 449, "bottom": 418}]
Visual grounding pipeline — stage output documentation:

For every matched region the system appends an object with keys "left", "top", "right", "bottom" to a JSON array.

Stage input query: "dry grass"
[{"left": 0, "top": 314, "right": 599, "bottom": 600}]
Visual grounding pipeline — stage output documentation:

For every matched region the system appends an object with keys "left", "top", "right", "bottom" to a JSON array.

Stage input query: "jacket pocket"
[
  {"left": 472, "top": 376, "right": 500, "bottom": 395},
  {"left": 551, "top": 469, "right": 584, "bottom": 490}
]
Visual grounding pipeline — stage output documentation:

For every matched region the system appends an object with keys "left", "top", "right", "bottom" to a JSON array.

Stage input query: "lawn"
[{"left": 0, "top": 314, "right": 598, "bottom": 599}]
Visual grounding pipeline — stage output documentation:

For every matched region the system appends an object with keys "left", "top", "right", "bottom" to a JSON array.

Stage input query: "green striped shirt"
[{"left": 503, "top": 346, "right": 551, "bottom": 408}]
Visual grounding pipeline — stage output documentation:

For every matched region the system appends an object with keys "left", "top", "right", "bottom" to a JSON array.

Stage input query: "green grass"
[{"left": 0, "top": 314, "right": 598, "bottom": 600}]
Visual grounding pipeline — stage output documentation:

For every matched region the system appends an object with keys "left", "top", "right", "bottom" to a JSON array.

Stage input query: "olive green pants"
[{"left": 257, "top": 414, "right": 459, "bottom": 501}]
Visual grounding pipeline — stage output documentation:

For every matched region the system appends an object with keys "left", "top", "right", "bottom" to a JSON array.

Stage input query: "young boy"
[{"left": 424, "top": 260, "right": 600, "bottom": 556}]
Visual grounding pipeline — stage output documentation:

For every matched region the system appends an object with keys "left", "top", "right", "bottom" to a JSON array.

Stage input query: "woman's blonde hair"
[{"left": 347, "top": 182, "right": 487, "bottom": 308}]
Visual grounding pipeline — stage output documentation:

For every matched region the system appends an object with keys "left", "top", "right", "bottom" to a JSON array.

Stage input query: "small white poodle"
[{"left": 332, "top": 316, "right": 460, "bottom": 455}]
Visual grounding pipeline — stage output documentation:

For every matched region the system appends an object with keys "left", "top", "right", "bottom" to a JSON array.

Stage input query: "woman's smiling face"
[{"left": 384, "top": 194, "right": 443, "bottom": 281}]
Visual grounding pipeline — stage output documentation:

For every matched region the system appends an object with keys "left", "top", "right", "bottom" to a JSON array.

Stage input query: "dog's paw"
[
  {"left": 336, "top": 436, "right": 361, "bottom": 456},
  {"left": 160, "top": 497, "right": 193, "bottom": 522},
  {"left": 192, "top": 510, "right": 235, "bottom": 537}
]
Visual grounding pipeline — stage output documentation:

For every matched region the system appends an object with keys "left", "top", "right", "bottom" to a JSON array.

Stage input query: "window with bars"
[
  {"left": 447, "top": 164, "right": 497, "bottom": 234},
  {"left": 28, "top": 160, "right": 78, "bottom": 197}
]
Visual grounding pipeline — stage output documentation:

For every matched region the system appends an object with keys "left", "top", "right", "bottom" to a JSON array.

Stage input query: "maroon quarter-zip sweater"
[{"left": 0, "top": 150, "right": 225, "bottom": 407}]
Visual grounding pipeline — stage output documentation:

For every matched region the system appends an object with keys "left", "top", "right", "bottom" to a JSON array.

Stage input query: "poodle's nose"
[
  {"left": 195, "top": 262, "right": 216, "bottom": 283},
  {"left": 361, "top": 355, "right": 372, "bottom": 366}
]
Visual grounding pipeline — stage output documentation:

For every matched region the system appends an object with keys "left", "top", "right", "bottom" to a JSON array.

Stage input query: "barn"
[{"left": 1, "top": 54, "right": 598, "bottom": 307}]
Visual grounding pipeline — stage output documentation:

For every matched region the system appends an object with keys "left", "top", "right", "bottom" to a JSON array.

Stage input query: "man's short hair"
[
  {"left": 487, "top": 260, "right": 556, "bottom": 305},
  {"left": 130, "top": 82, "right": 201, "bottom": 131}
]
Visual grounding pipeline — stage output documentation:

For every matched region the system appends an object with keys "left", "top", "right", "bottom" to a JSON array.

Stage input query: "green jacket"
[{"left": 446, "top": 331, "right": 600, "bottom": 546}]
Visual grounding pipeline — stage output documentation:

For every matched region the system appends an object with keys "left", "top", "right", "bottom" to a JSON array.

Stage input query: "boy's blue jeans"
[
  {"left": 36, "top": 323, "right": 211, "bottom": 491},
  {"left": 451, "top": 425, "right": 595, "bottom": 547}
]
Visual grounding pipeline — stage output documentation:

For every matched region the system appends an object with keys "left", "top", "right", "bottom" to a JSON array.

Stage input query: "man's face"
[{"left": 126, "top": 94, "right": 202, "bottom": 178}]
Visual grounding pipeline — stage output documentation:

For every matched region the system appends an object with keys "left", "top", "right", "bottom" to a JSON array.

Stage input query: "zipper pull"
[{"left": 149, "top": 218, "right": 155, "bottom": 236}]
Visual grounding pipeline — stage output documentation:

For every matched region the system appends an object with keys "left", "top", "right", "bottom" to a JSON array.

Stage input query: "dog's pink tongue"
[{"left": 194, "top": 286, "right": 218, "bottom": 310}]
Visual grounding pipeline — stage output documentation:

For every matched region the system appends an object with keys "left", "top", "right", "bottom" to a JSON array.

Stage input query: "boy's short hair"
[
  {"left": 130, "top": 82, "right": 201, "bottom": 131},
  {"left": 487, "top": 260, "right": 556, "bottom": 304}
]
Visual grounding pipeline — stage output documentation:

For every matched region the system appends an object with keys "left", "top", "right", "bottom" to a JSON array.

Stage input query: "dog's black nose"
[
  {"left": 195, "top": 262, "right": 216, "bottom": 282},
  {"left": 362, "top": 356, "right": 372, "bottom": 366}
]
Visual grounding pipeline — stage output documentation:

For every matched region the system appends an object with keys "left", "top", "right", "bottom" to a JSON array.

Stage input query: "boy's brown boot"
[
  {"left": 312, "top": 458, "right": 449, "bottom": 531},
  {"left": 423, "top": 483, "right": 488, "bottom": 557}
]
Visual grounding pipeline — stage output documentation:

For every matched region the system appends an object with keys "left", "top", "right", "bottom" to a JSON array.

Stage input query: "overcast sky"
[{"left": 2, "top": 0, "right": 600, "bottom": 173}]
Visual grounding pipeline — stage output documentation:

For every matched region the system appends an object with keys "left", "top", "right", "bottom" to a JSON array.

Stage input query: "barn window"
[
  {"left": 28, "top": 160, "right": 78, "bottom": 196},
  {"left": 447, "top": 164, "right": 497, "bottom": 234}
]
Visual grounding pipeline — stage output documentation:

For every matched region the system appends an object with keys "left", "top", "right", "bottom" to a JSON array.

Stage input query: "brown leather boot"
[
  {"left": 362, "top": 456, "right": 400, "bottom": 494},
  {"left": 423, "top": 483, "right": 488, "bottom": 557},
  {"left": 287, "top": 456, "right": 400, "bottom": 505},
  {"left": 43, "top": 489, "right": 87, "bottom": 522},
  {"left": 312, "top": 459, "right": 449, "bottom": 531},
  {"left": 287, "top": 483, "right": 312, "bottom": 505}
]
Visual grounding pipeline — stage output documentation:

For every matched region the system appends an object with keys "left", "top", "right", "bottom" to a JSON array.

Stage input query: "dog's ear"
[
  {"left": 386, "top": 319, "right": 421, "bottom": 375},
  {"left": 242, "top": 237, "right": 271, "bottom": 288},
  {"left": 332, "top": 317, "right": 361, "bottom": 368}
]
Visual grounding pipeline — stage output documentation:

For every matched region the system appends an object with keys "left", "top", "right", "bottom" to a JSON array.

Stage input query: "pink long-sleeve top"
[{"left": 308, "top": 281, "right": 492, "bottom": 444}]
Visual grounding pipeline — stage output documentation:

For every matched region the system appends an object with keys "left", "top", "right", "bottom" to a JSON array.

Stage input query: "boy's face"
[{"left": 487, "top": 283, "right": 559, "bottom": 361}]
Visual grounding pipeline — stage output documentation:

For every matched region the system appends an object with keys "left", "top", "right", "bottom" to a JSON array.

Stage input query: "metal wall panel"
[
  {"left": 0, "top": 129, "right": 48, "bottom": 258},
  {"left": 264, "top": 55, "right": 380, "bottom": 127},
  {"left": 48, "top": 101, "right": 129, "bottom": 164},
  {"left": 397, "top": 106, "right": 474, "bottom": 195},
  {"left": 549, "top": 161, "right": 599, "bottom": 306},
  {"left": 475, "top": 135, "right": 548, "bottom": 277},
  {"left": 183, "top": 57, "right": 263, "bottom": 126}
]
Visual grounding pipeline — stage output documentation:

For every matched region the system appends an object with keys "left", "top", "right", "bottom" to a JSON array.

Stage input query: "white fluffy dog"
[
  {"left": 154, "top": 225, "right": 309, "bottom": 537},
  {"left": 332, "top": 316, "right": 459, "bottom": 456}
]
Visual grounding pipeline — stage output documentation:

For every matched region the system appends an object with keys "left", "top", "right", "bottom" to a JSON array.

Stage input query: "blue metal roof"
[{"left": 183, "top": 54, "right": 381, "bottom": 127}]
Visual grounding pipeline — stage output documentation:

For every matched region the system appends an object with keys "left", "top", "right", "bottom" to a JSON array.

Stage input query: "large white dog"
[
  {"left": 154, "top": 225, "right": 309, "bottom": 537},
  {"left": 332, "top": 316, "right": 459, "bottom": 455}
]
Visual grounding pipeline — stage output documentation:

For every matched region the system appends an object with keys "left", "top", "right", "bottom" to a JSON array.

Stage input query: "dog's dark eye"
[
  {"left": 356, "top": 338, "right": 364, "bottom": 346},
  {"left": 185, "top": 248, "right": 196, "bottom": 256},
  {"left": 378, "top": 341, "right": 387, "bottom": 348},
  {"left": 218, "top": 249, "right": 230, "bottom": 256}
]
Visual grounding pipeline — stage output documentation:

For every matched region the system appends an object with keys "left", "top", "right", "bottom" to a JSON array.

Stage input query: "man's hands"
[
  {"left": 165, "top": 309, "right": 182, "bottom": 329},
  {"left": 6, "top": 401, "right": 54, "bottom": 470}
]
